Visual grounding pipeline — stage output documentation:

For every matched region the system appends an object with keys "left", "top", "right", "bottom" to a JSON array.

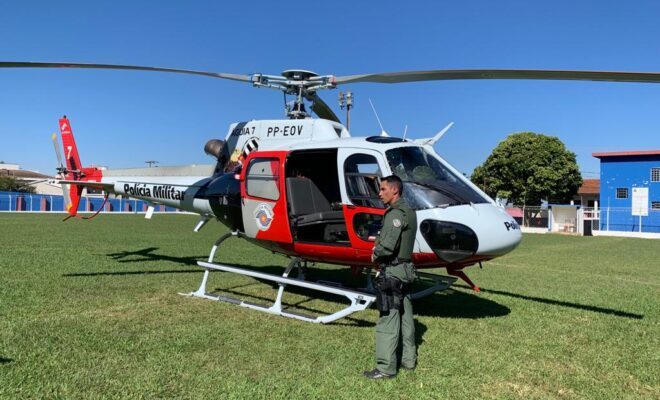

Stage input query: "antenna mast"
[{"left": 339, "top": 91, "right": 354, "bottom": 130}]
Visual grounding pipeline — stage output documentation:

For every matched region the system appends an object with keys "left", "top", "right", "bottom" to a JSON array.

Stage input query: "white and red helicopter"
[{"left": 3, "top": 62, "right": 660, "bottom": 323}]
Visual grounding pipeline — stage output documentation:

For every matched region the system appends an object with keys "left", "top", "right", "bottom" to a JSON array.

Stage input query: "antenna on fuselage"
[
  {"left": 368, "top": 98, "right": 389, "bottom": 137},
  {"left": 415, "top": 122, "right": 454, "bottom": 146}
]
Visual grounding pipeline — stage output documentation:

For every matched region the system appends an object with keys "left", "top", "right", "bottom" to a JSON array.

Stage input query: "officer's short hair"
[{"left": 382, "top": 175, "right": 403, "bottom": 195}]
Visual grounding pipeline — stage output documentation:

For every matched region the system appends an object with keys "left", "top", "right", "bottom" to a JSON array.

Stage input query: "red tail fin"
[
  {"left": 59, "top": 116, "right": 83, "bottom": 172},
  {"left": 57, "top": 116, "right": 103, "bottom": 217}
]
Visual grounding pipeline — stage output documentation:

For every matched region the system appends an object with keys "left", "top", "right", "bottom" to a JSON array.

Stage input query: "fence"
[
  {"left": 505, "top": 206, "right": 548, "bottom": 228},
  {"left": 506, "top": 205, "right": 660, "bottom": 234},
  {"left": 0, "top": 191, "right": 179, "bottom": 214},
  {"left": 596, "top": 207, "right": 660, "bottom": 233}
]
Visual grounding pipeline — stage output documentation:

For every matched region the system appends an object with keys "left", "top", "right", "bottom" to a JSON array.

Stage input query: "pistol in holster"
[{"left": 374, "top": 274, "right": 405, "bottom": 316}]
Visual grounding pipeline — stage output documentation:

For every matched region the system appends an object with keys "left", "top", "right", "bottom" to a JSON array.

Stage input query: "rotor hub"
[{"left": 281, "top": 70, "right": 319, "bottom": 81}]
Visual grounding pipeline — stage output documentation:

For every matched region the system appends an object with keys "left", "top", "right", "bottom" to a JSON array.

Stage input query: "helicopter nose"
[
  {"left": 479, "top": 206, "right": 522, "bottom": 256},
  {"left": 418, "top": 204, "right": 522, "bottom": 263}
]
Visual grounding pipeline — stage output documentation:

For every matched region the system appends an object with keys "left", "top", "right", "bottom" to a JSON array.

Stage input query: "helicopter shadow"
[
  {"left": 452, "top": 284, "right": 644, "bottom": 320},
  {"left": 106, "top": 247, "right": 204, "bottom": 265},
  {"left": 62, "top": 247, "right": 208, "bottom": 277}
]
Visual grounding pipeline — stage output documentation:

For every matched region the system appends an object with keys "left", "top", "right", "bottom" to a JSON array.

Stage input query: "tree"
[
  {"left": 471, "top": 132, "right": 582, "bottom": 207},
  {"left": 0, "top": 176, "right": 36, "bottom": 193}
]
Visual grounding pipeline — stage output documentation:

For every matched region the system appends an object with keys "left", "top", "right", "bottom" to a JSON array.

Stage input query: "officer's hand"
[{"left": 371, "top": 253, "right": 376, "bottom": 262}]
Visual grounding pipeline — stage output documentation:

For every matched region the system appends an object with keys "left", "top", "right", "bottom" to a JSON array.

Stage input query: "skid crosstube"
[
  {"left": 184, "top": 260, "right": 376, "bottom": 324},
  {"left": 180, "top": 231, "right": 458, "bottom": 324}
]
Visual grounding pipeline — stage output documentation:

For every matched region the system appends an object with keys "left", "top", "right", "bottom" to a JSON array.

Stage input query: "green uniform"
[{"left": 372, "top": 198, "right": 418, "bottom": 375}]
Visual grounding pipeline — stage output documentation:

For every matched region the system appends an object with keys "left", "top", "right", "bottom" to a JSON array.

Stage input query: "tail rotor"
[{"left": 51, "top": 132, "right": 74, "bottom": 213}]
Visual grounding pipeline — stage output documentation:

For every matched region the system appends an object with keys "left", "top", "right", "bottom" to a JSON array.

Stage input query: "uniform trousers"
[{"left": 375, "top": 262, "right": 416, "bottom": 375}]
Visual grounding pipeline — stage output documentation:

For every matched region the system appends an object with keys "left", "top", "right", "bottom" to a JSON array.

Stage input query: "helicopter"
[{"left": 3, "top": 61, "right": 660, "bottom": 323}]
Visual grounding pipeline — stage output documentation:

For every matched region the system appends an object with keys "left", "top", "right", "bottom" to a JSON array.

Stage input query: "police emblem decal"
[
  {"left": 254, "top": 203, "right": 274, "bottom": 231},
  {"left": 393, "top": 218, "right": 402, "bottom": 228}
]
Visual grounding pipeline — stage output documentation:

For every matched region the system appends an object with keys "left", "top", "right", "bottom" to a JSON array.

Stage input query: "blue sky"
[{"left": 1, "top": 1, "right": 659, "bottom": 178}]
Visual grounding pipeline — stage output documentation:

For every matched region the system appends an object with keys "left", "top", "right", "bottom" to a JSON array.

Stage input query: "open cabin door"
[
  {"left": 338, "top": 149, "right": 388, "bottom": 260},
  {"left": 240, "top": 151, "right": 293, "bottom": 243}
]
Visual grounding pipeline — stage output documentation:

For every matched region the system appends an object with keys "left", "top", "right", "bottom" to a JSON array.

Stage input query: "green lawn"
[{"left": 1, "top": 214, "right": 658, "bottom": 399}]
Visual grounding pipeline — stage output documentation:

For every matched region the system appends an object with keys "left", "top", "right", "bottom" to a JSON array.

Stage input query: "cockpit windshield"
[{"left": 386, "top": 147, "right": 489, "bottom": 210}]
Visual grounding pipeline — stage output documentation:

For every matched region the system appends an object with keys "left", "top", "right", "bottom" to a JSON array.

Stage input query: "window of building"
[
  {"left": 616, "top": 188, "right": 628, "bottom": 199},
  {"left": 652, "top": 168, "right": 660, "bottom": 182},
  {"left": 246, "top": 157, "right": 280, "bottom": 200},
  {"left": 652, "top": 201, "right": 660, "bottom": 210}
]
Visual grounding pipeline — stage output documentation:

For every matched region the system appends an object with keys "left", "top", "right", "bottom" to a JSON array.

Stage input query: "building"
[
  {"left": 593, "top": 150, "right": 660, "bottom": 233},
  {"left": 0, "top": 162, "right": 60, "bottom": 194},
  {"left": 574, "top": 179, "right": 600, "bottom": 208}
]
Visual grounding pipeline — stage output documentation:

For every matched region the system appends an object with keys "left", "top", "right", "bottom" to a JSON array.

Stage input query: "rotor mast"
[{"left": 251, "top": 70, "right": 337, "bottom": 119}]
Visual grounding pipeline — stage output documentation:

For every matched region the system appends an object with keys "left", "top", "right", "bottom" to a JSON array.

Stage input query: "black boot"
[{"left": 362, "top": 368, "right": 395, "bottom": 379}]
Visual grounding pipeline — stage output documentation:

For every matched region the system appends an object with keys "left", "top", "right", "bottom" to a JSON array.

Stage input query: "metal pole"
[{"left": 606, "top": 207, "right": 610, "bottom": 231}]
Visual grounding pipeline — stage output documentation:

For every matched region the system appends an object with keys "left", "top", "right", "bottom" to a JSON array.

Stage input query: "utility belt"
[{"left": 378, "top": 257, "right": 411, "bottom": 269}]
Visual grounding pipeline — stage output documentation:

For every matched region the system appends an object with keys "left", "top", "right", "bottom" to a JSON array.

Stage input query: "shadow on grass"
[
  {"left": 0, "top": 357, "right": 12, "bottom": 365},
  {"left": 63, "top": 269, "right": 202, "bottom": 277},
  {"left": 415, "top": 321, "right": 428, "bottom": 348},
  {"left": 62, "top": 247, "right": 210, "bottom": 277},
  {"left": 414, "top": 289, "right": 511, "bottom": 319},
  {"left": 212, "top": 283, "right": 373, "bottom": 327},
  {"left": 107, "top": 247, "right": 205, "bottom": 265},
  {"left": 454, "top": 284, "right": 644, "bottom": 320}
]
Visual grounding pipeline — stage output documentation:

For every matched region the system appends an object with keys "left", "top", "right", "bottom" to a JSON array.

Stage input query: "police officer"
[{"left": 363, "top": 175, "right": 418, "bottom": 379}]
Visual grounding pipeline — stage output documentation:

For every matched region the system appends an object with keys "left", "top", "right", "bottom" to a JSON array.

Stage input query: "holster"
[{"left": 375, "top": 274, "right": 405, "bottom": 316}]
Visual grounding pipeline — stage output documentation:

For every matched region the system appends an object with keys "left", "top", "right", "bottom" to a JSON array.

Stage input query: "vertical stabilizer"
[
  {"left": 57, "top": 116, "right": 85, "bottom": 216},
  {"left": 59, "top": 116, "right": 83, "bottom": 172}
]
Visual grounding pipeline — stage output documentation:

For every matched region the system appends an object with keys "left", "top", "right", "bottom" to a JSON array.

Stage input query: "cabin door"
[
  {"left": 337, "top": 149, "right": 388, "bottom": 257},
  {"left": 240, "top": 151, "right": 293, "bottom": 243}
]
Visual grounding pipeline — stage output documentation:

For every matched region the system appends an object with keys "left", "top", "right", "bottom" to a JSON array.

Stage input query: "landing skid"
[
  {"left": 181, "top": 231, "right": 458, "bottom": 323},
  {"left": 411, "top": 272, "right": 458, "bottom": 300},
  {"left": 359, "top": 269, "right": 457, "bottom": 300},
  {"left": 180, "top": 231, "right": 375, "bottom": 324}
]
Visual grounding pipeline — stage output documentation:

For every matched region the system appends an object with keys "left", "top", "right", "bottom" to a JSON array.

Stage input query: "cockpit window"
[
  {"left": 344, "top": 154, "right": 384, "bottom": 209},
  {"left": 386, "top": 147, "right": 489, "bottom": 210}
]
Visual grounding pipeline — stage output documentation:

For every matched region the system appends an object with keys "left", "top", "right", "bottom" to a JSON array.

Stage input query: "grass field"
[{"left": 0, "top": 214, "right": 658, "bottom": 399}]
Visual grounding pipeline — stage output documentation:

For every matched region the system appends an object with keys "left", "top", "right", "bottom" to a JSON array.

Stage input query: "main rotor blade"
[
  {"left": 0, "top": 61, "right": 251, "bottom": 82},
  {"left": 51, "top": 133, "right": 64, "bottom": 168},
  {"left": 335, "top": 69, "right": 660, "bottom": 85},
  {"left": 309, "top": 94, "right": 341, "bottom": 123}
]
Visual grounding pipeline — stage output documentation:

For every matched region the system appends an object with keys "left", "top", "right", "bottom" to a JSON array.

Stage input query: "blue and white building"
[{"left": 594, "top": 150, "right": 660, "bottom": 233}]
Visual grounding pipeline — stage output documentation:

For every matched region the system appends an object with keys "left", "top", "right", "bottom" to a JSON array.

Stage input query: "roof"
[
  {"left": 578, "top": 179, "right": 600, "bottom": 195},
  {"left": 0, "top": 169, "right": 52, "bottom": 179},
  {"left": 592, "top": 150, "right": 660, "bottom": 158}
]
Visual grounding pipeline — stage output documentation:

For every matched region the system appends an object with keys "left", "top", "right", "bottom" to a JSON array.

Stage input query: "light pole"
[{"left": 338, "top": 90, "right": 354, "bottom": 130}]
